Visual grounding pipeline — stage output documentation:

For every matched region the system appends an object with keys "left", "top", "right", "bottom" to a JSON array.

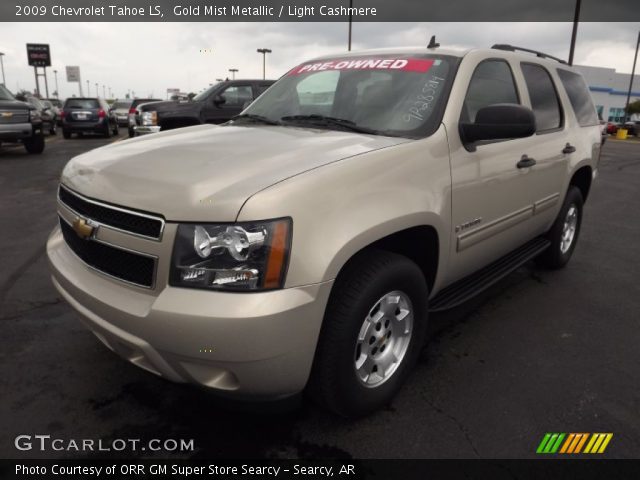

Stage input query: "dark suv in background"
[
  {"left": 135, "top": 79, "right": 274, "bottom": 136},
  {"left": 61, "top": 98, "right": 119, "bottom": 139},
  {"left": 0, "top": 85, "right": 45, "bottom": 154}
]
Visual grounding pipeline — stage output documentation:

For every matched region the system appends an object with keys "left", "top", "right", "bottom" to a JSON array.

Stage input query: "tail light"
[
  {"left": 129, "top": 107, "right": 137, "bottom": 114},
  {"left": 98, "top": 109, "right": 106, "bottom": 118},
  {"left": 59, "top": 111, "right": 65, "bottom": 119}
]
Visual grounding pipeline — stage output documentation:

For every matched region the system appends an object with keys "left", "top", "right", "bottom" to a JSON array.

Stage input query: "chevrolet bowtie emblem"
[
  {"left": 72, "top": 217, "right": 95, "bottom": 239},
  {"left": 1, "top": 112, "right": 13, "bottom": 118}
]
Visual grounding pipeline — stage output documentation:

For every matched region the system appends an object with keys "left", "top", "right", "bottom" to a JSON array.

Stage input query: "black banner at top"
[{"left": 4, "top": 0, "right": 640, "bottom": 22}]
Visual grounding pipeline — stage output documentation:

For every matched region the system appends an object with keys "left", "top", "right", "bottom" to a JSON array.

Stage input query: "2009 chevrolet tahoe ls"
[{"left": 47, "top": 44, "right": 601, "bottom": 417}]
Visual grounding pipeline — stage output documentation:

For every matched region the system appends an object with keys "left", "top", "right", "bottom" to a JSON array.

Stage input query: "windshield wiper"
[
  {"left": 231, "top": 114, "right": 281, "bottom": 125},
  {"left": 280, "top": 114, "right": 379, "bottom": 135}
]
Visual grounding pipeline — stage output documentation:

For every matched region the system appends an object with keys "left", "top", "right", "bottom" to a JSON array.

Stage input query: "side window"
[
  {"left": 556, "top": 69, "right": 599, "bottom": 127},
  {"left": 462, "top": 60, "right": 519, "bottom": 123},
  {"left": 296, "top": 71, "right": 339, "bottom": 107},
  {"left": 521, "top": 63, "right": 562, "bottom": 132},
  {"left": 219, "top": 85, "right": 253, "bottom": 107},
  {"left": 255, "top": 84, "right": 271, "bottom": 97}
]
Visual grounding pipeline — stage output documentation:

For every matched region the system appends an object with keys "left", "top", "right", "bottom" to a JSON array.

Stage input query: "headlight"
[
  {"left": 142, "top": 111, "right": 157, "bottom": 126},
  {"left": 29, "top": 109, "right": 40, "bottom": 121},
  {"left": 170, "top": 219, "right": 291, "bottom": 291}
]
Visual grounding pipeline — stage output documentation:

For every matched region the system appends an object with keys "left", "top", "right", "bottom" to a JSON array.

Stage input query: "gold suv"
[{"left": 47, "top": 45, "right": 601, "bottom": 416}]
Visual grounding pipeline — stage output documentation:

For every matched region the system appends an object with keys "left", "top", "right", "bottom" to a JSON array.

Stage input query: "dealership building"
[{"left": 575, "top": 64, "right": 640, "bottom": 122}]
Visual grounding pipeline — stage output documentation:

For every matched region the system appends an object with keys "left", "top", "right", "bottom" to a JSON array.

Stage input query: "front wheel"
[
  {"left": 23, "top": 132, "right": 45, "bottom": 154},
  {"left": 49, "top": 122, "right": 57, "bottom": 135},
  {"left": 112, "top": 123, "right": 119, "bottom": 136},
  {"left": 308, "top": 250, "right": 429, "bottom": 417},
  {"left": 536, "top": 186, "right": 584, "bottom": 269}
]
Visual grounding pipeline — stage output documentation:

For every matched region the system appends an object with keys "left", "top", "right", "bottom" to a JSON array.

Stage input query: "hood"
[
  {"left": 0, "top": 99, "right": 30, "bottom": 111},
  {"left": 61, "top": 124, "right": 410, "bottom": 221},
  {"left": 139, "top": 100, "right": 194, "bottom": 113}
]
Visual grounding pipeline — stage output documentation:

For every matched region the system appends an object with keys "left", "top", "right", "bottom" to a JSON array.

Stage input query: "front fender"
[{"left": 237, "top": 128, "right": 452, "bottom": 292}]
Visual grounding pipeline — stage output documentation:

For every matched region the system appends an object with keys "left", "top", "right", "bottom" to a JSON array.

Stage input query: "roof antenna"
[{"left": 427, "top": 35, "right": 440, "bottom": 49}]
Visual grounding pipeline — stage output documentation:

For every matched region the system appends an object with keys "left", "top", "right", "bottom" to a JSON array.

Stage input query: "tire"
[
  {"left": 308, "top": 250, "right": 429, "bottom": 417},
  {"left": 113, "top": 122, "right": 119, "bottom": 136},
  {"left": 49, "top": 121, "right": 57, "bottom": 135},
  {"left": 128, "top": 127, "right": 135, "bottom": 138},
  {"left": 536, "top": 186, "right": 584, "bottom": 269},
  {"left": 23, "top": 132, "right": 45, "bottom": 154},
  {"left": 63, "top": 130, "right": 71, "bottom": 139},
  {"left": 103, "top": 124, "right": 111, "bottom": 138}
]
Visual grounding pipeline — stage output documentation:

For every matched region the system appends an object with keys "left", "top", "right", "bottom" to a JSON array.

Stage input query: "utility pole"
[
  {"left": 568, "top": 0, "right": 581, "bottom": 65},
  {"left": 86, "top": 80, "right": 90, "bottom": 97},
  {"left": 102, "top": 84, "right": 106, "bottom": 98},
  {"left": 0, "top": 52, "right": 6, "bottom": 86},
  {"left": 229, "top": 68, "right": 238, "bottom": 80},
  {"left": 256, "top": 48, "right": 272, "bottom": 80},
  {"left": 348, "top": 0, "right": 353, "bottom": 51},
  {"left": 53, "top": 69, "right": 59, "bottom": 98},
  {"left": 95, "top": 82, "right": 98, "bottom": 97},
  {"left": 624, "top": 31, "right": 640, "bottom": 122}
]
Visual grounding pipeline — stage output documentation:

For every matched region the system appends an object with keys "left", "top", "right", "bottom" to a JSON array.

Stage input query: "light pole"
[
  {"left": 53, "top": 69, "right": 59, "bottom": 98},
  {"left": 86, "top": 80, "right": 90, "bottom": 96},
  {"left": 95, "top": 82, "right": 98, "bottom": 97},
  {"left": 348, "top": 0, "right": 353, "bottom": 51},
  {"left": 624, "top": 31, "right": 640, "bottom": 122},
  {"left": 568, "top": 0, "right": 581, "bottom": 65},
  {"left": 229, "top": 68, "right": 238, "bottom": 80},
  {"left": 102, "top": 84, "right": 106, "bottom": 98},
  {"left": 0, "top": 52, "right": 6, "bottom": 86},
  {"left": 256, "top": 48, "right": 272, "bottom": 80}
]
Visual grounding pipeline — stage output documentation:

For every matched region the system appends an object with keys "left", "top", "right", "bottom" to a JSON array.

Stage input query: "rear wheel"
[
  {"left": 112, "top": 122, "right": 119, "bottom": 136},
  {"left": 308, "top": 250, "right": 429, "bottom": 417},
  {"left": 62, "top": 130, "right": 71, "bottom": 139},
  {"left": 536, "top": 186, "right": 584, "bottom": 269},
  {"left": 23, "top": 132, "right": 45, "bottom": 154},
  {"left": 103, "top": 123, "right": 111, "bottom": 138},
  {"left": 128, "top": 127, "right": 135, "bottom": 138},
  {"left": 49, "top": 121, "right": 57, "bottom": 135}
]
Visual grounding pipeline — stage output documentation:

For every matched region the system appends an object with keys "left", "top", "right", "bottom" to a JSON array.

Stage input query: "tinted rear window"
[
  {"left": 65, "top": 99, "right": 99, "bottom": 109},
  {"left": 521, "top": 63, "right": 562, "bottom": 132},
  {"left": 557, "top": 69, "right": 598, "bottom": 127}
]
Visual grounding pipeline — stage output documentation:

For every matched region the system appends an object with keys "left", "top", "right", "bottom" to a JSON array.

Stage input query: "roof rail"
[{"left": 491, "top": 44, "right": 568, "bottom": 64}]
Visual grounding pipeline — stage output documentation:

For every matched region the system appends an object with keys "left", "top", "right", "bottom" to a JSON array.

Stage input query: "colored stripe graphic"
[{"left": 538, "top": 433, "right": 613, "bottom": 454}]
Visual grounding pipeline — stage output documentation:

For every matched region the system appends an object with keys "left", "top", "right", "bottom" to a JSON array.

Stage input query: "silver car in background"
[{"left": 111, "top": 99, "right": 133, "bottom": 126}]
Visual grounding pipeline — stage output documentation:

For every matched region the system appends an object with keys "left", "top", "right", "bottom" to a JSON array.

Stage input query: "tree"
[{"left": 625, "top": 99, "right": 640, "bottom": 116}]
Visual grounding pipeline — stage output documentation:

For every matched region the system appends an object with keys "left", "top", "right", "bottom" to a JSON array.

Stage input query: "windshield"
[
  {"left": 0, "top": 85, "right": 16, "bottom": 101},
  {"left": 193, "top": 83, "right": 221, "bottom": 102},
  {"left": 240, "top": 54, "right": 456, "bottom": 138}
]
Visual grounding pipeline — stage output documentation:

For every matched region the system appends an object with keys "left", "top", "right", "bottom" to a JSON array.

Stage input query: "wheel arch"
[{"left": 569, "top": 165, "right": 592, "bottom": 203}]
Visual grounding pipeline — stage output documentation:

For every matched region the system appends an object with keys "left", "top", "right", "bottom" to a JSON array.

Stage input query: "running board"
[{"left": 429, "top": 237, "right": 551, "bottom": 312}]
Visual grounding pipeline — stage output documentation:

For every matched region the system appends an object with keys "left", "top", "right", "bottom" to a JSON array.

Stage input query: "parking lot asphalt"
[{"left": 0, "top": 134, "right": 639, "bottom": 460}]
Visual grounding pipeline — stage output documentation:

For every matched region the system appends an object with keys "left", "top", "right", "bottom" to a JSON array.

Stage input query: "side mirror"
[
  {"left": 460, "top": 104, "right": 536, "bottom": 144},
  {"left": 213, "top": 94, "right": 226, "bottom": 106}
]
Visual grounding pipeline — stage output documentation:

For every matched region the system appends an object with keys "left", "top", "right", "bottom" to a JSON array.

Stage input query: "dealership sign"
[
  {"left": 26, "top": 43, "right": 51, "bottom": 67},
  {"left": 66, "top": 66, "right": 81, "bottom": 82}
]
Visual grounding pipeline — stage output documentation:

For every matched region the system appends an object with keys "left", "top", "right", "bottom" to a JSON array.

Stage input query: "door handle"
[
  {"left": 517, "top": 155, "right": 536, "bottom": 169},
  {"left": 562, "top": 143, "right": 576, "bottom": 154}
]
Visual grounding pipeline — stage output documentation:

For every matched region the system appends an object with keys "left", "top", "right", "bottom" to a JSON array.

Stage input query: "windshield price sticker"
[{"left": 289, "top": 58, "right": 435, "bottom": 75}]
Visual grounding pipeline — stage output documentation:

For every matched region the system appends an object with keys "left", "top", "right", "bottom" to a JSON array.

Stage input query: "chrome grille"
[
  {"left": 58, "top": 185, "right": 165, "bottom": 240},
  {"left": 0, "top": 110, "right": 29, "bottom": 124}
]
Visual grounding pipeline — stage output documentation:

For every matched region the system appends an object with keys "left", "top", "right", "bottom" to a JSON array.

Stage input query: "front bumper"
[
  {"left": 0, "top": 122, "right": 33, "bottom": 140},
  {"left": 46, "top": 226, "right": 333, "bottom": 399},
  {"left": 133, "top": 125, "right": 161, "bottom": 136}
]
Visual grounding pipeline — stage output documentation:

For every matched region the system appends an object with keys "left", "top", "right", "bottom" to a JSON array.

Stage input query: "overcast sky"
[{"left": 0, "top": 22, "right": 638, "bottom": 99}]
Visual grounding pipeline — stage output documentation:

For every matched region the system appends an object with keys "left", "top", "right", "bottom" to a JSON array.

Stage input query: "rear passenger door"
[{"left": 515, "top": 62, "right": 571, "bottom": 232}]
